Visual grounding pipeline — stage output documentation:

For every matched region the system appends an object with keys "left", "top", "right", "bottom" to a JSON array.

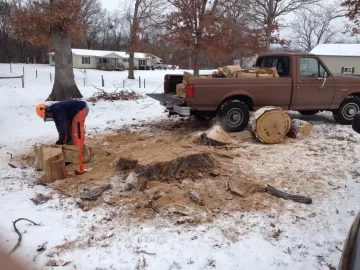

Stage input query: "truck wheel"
[
  {"left": 298, "top": 110, "right": 319, "bottom": 115},
  {"left": 216, "top": 100, "right": 249, "bottom": 132},
  {"left": 333, "top": 96, "right": 360, "bottom": 125}
]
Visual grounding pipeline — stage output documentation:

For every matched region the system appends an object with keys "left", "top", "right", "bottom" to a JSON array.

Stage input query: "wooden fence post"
[
  {"left": 102, "top": 75, "right": 104, "bottom": 87},
  {"left": 139, "top": 76, "right": 141, "bottom": 88},
  {"left": 22, "top": 75, "right": 24, "bottom": 88},
  {"left": 50, "top": 73, "right": 52, "bottom": 82},
  {"left": 10, "top": 65, "right": 12, "bottom": 73},
  {"left": 123, "top": 80, "right": 125, "bottom": 88},
  {"left": 36, "top": 70, "right": 38, "bottom": 78}
]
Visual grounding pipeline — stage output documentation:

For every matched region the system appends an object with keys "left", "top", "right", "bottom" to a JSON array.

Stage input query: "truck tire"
[
  {"left": 216, "top": 100, "right": 249, "bottom": 132},
  {"left": 333, "top": 96, "right": 360, "bottom": 125},
  {"left": 298, "top": 110, "right": 319, "bottom": 115}
]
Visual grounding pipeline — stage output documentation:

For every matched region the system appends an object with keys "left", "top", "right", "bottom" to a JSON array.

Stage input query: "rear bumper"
[{"left": 146, "top": 93, "right": 191, "bottom": 116}]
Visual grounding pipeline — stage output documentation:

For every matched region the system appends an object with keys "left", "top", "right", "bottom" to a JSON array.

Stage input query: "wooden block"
[
  {"left": 42, "top": 147, "right": 68, "bottom": 184},
  {"left": 183, "top": 72, "right": 192, "bottom": 86},
  {"left": 176, "top": 83, "right": 187, "bottom": 98}
]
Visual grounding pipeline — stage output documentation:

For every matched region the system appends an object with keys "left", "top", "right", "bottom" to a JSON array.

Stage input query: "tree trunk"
[
  {"left": 47, "top": 27, "right": 82, "bottom": 101},
  {"left": 193, "top": 53, "right": 199, "bottom": 76},
  {"left": 265, "top": 0, "right": 274, "bottom": 52},
  {"left": 128, "top": 51, "right": 135, "bottom": 79},
  {"left": 250, "top": 107, "right": 291, "bottom": 144}
]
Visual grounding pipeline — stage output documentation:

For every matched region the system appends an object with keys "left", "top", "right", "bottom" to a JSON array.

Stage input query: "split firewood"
[
  {"left": 255, "top": 67, "right": 279, "bottom": 78},
  {"left": 42, "top": 148, "right": 68, "bottom": 184},
  {"left": 287, "top": 119, "right": 313, "bottom": 139},
  {"left": 176, "top": 83, "right": 187, "bottom": 98},
  {"left": 250, "top": 107, "right": 291, "bottom": 144},
  {"left": 193, "top": 123, "right": 233, "bottom": 146},
  {"left": 34, "top": 144, "right": 92, "bottom": 171},
  {"left": 260, "top": 185, "right": 312, "bottom": 204},
  {"left": 183, "top": 72, "right": 193, "bottom": 87},
  {"left": 222, "top": 65, "right": 242, "bottom": 77}
]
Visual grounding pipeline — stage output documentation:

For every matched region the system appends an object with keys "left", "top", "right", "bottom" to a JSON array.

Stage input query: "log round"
[
  {"left": 250, "top": 107, "right": 291, "bottom": 144},
  {"left": 287, "top": 119, "right": 313, "bottom": 139}
]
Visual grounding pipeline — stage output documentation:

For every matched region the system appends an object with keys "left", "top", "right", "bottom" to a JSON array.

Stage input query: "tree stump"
[
  {"left": 250, "top": 107, "right": 291, "bottom": 144},
  {"left": 42, "top": 148, "right": 68, "bottom": 184},
  {"left": 287, "top": 119, "right": 313, "bottom": 139}
]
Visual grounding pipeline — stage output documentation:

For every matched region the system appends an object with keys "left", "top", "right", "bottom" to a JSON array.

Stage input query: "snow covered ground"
[{"left": 0, "top": 63, "right": 359, "bottom": 270}]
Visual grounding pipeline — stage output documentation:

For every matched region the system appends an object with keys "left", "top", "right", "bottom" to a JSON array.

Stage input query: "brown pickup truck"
[{"left": 147, "top": 53, "right": 360, "bottom": 132}]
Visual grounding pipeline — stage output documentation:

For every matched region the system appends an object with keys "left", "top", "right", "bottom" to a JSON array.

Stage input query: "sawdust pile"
[{"left": 22, "top": 124, "right": 280, "bottom": 224}]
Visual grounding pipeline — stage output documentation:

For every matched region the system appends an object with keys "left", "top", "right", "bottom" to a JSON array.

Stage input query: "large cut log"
[
  {"left": 34, "top": 144, "right": 92, "bottom": 170},
  {"left": 255, "top": 67, "right": 279, "bottom": 78},
  {"left": 193, "top": 123, "right": 233, "bottom": 146},
  {"left": 222, "top": 65, "right": 242, "bottom": 77},
  {"left": 42, "top": 147, "right": 68, "bottom": 184},
  {"left": 250, "top": 107, "right": 291, "bottom": 144},
  {"left": 287, "top": 119, "right": 313, "bottom": 139}
]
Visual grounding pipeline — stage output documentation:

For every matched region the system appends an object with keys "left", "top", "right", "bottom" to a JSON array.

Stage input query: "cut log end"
[{"left": 250, "top": 107, "right": 291, "bottom": 144}]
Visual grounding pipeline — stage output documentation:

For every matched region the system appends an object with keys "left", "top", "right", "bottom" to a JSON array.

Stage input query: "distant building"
[
  {"left": 310, "top": 44, "right": 360, "bottom": 74},
  {"left": 47, "top": 49, "right": 162, "bottom": 70}
]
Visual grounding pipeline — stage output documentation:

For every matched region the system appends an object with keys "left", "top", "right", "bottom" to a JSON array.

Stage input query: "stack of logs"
[{"left": 176, "top": 66, "right": 280, "bottom": 98}]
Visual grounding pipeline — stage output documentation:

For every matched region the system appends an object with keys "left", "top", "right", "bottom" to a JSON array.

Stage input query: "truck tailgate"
[{"left": 146, "top": 93, "right": 190, "bottom": 116}]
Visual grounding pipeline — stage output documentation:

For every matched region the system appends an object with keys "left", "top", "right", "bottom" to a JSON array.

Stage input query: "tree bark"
[
  {"left": 47, "top": 27, "right": 83, "bottom": 101},
  {"left": 265, "top": 0, "right": 274, "bottom": 52},
  {"left": 128, "top": 51, "right": 135, "bottom": 79},
  {"left": 128, "top": 0, "right": 140, "bottom": 80},
  {"left": 287, "top": 119, "right": 313, "bottom": 139}
]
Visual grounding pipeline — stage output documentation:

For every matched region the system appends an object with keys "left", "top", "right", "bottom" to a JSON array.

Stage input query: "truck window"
[
  {"left": 255, "top": 56, "right": 289, "bottom": 76},
  {"left": 300, "top": 57, "right": 326, "bottom": 77}
]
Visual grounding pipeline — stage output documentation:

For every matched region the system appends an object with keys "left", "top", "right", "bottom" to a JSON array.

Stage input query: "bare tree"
[
  {"left": 125, "top": 0, "right": 168, "bottom": 79},
  {"left": 290, "top": 4, "right": 346, "bottom": 52},
  {"left": 81, "top": 0, "right": 104, "bottom": 49},
  {"left": 250, "top": 0, "right": 319, "bottom": 51}
]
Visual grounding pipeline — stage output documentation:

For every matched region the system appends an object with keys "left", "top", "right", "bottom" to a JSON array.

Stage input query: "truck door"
[{"left": 292, "top": 56, "right": 336, "bottom": 110}]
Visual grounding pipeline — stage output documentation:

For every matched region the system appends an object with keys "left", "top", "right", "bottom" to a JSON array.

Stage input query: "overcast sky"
[{"left": 98, "top": 0, "right": 350, "bottom": 41}]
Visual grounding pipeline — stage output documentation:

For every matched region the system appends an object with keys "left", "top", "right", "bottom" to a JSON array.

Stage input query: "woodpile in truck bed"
[{"left": 175, "top": 66, "right": 279, "bottom": 98}]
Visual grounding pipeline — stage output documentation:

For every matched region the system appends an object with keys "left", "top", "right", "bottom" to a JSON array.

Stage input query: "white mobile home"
[
  {"left": 310, "top": 44, "right": 360, "bottom": 75},
  {"left": 48, "top": 49, "right": 162, "bottom": 70}
]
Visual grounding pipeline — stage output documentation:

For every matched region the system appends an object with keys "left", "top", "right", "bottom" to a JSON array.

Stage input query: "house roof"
[
  {"left": 310, "top": 44, "right": 360, "bottom": 57},
  {"left": 48, "top": 49, "right": 161, "bottom": 60}
]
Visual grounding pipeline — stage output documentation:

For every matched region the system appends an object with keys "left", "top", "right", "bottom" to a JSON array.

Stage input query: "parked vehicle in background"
[
  {"left": 151, "top": 62, "right": 168, "bottom": 70},
  {"left": 147, "top": 52, "right": 360, "bottom": 132}
]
